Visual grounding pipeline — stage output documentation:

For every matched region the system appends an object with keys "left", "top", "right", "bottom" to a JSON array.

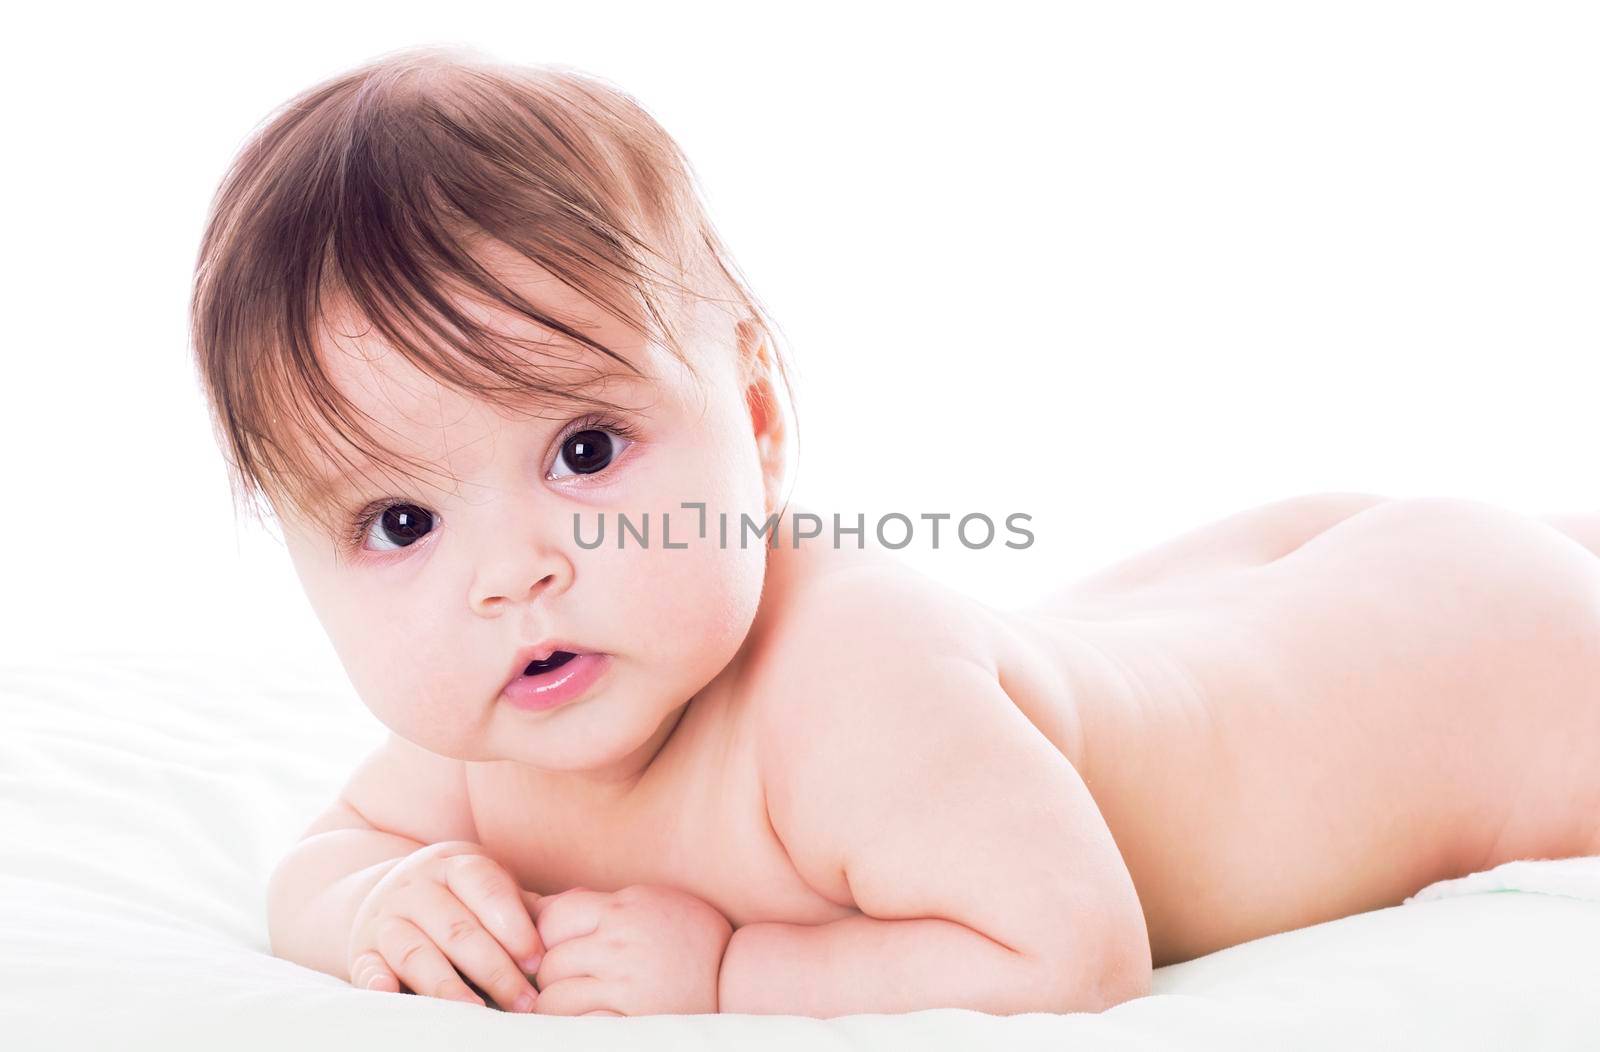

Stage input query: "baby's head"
[{"left": 189, "top": 46, "right": 796, "bottom": 783}]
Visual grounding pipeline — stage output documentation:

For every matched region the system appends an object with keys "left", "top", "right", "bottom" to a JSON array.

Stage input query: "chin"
[{"left": 489, "top": 695, "right": 647, "bottom": 767}]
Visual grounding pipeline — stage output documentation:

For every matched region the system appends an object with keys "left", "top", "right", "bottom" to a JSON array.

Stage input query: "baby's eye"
[
  {"left": 360, "top": 504, "right": 436, "bottom": 553},
  {"left": 549, "top": 426, "right": 632, "bottom": 480}
]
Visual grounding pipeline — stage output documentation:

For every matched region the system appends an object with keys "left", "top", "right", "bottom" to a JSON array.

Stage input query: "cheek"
[
  {"left": 652, "top": 532, "right": 765, "bottom": 651},
  {"left": 599, "top": 504, "right": 760, "bottom": 613},
  {"left": 317, "top": 578, "right": 472, "bottom": 753},
  {"left": 613, "top": 484, "right": 769, "bottom": 680},
  {"left": 658, "top": 549, "right": 763, "bottom": 703}
]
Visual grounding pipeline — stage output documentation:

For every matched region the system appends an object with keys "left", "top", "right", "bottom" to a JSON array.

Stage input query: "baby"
[{"left": 194, "top": 47, "right": 1600, "bottom": 1018}]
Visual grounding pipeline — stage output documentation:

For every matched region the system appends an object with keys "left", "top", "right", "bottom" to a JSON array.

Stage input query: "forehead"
[
  {"left": 307, "top": 251, "right": 675, "bottom": 478},
  {"left": 318, "top": 244, "right": 657, "bottom": 393}
]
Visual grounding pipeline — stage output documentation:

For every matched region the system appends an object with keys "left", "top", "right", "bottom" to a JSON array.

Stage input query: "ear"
[{"left": 737, "top": 318, "right": 787, "bottom": 513}]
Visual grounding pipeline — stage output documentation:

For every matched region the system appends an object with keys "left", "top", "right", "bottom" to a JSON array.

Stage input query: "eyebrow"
[
  {"left": 305, "top": 376, "right": 660, "bottom": 493},
  {"left": 310, "top": 458, "right": 459, "bottom": 501},
  {"left": 308, "top": 453, "right": 386, "bottom": 489}
]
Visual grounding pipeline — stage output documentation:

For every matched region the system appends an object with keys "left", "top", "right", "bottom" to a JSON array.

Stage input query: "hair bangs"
[{"left": 191, "top": 44, "right": 800, "bottom": 539}]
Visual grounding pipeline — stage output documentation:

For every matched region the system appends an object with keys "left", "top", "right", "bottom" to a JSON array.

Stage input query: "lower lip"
[{"left": 501, "top": 652, "right": 611, "bottom": 712}]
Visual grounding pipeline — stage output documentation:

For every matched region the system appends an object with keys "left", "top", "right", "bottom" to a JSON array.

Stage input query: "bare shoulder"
[
  {"left": 744, "top": 558, "right": 1004, "bottom": 718},
  {"left": 740, "top": 543, "right": 1064, "bottom": 755},
  {"left": 738, "top": 559, "right": 1015, "bottom": 875},
  {"left": 735, "top": 554, "right": 1151, "bottom": 990}
]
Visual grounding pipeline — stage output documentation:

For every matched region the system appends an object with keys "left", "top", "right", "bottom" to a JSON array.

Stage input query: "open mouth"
[
  {"left": 502, "top": 649, "right": 609, "bottom": 712},
  {"left": 524, "top": 651, "right": 578, "bottom": 677}
]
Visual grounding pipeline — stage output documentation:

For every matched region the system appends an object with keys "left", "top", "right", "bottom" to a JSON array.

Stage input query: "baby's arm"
[
  {"left": 720, "top": 614, "right": 1151, "bottom": 1016},
  {"left": 268, "top": 733, "right": 474, "bottom": 977},
  {"left": 268, "top": 732, "right": 545, "bottom": 1012}
]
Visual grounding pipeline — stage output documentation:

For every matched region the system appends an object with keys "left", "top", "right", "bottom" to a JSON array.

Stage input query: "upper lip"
[{"left": 504, "top": 641, "right": 591, "bottom": 690}]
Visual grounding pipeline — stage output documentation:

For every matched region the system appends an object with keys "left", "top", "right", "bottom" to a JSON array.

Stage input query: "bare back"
[{"left": 1014, "top": 495, "right": 1600, "bottom": 964}]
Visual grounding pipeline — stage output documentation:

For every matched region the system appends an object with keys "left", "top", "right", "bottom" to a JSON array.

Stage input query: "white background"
[{"left": 1, "top": 1, "right": 1595, "bottom": 668}]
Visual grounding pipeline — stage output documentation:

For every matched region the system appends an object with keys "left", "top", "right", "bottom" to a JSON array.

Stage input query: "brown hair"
[{"left": 189, "top": 44, "right": 797, "bottom": 539}]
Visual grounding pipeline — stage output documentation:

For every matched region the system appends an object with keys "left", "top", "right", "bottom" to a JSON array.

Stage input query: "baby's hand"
[
  {"left": 527, "top": 884, "right": 733, "bottom": 1016},
  {"left": 346, "top": 841, "right": 545, "bottom": 1013}
]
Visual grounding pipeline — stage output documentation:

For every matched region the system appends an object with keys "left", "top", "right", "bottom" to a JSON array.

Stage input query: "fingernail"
[
  {"left": 514, "top": 992, "right": 537, "bottom": 1013},
  {"left": 520, "top": 954, "right": 543, "bottom": 972}
]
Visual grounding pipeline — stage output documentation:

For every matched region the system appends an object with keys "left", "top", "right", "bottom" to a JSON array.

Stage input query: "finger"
[
  {"left": 526, "top": 885, "right": 574, "bottom": 921},
  {"left": 531, "top": 888, "right": 609, "bottom": 947},
  {"left": 528, "top": 884, "right": 602, "bottom": 921},
  {"left": 349, "top": 950, "right": 400, "bottom": 993},
  {"left": 531, "top": 976, "right": 619, "bottom": 1017},
  {"left": 533, "top": 932, "right": 610, "bottom": 989},
  {"left": 373, "top": 915, "right": 484, "bottom": 1007},
  {"left": 583, "top": 1010, "right": 623, "bottom": 1016},
  {"left": 518, "top": 890, "right": 546, "bottom": 969},
  {"left": 405, "top": 880, "right": 540, "bottom": 1013},
  {"left": 439, "top": 854, "right": 547, "bottom": 972}
]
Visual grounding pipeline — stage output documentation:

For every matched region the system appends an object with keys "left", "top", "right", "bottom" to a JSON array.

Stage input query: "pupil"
[
  {"left": 564, "top": 429, "right": 614, "bottom": 474},
  {"left": 379, "top": 505, "right": 432, "bottom": 546}
]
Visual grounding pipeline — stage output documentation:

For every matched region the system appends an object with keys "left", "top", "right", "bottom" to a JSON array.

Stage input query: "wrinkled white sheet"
[{"left": 3, "top": 648, "right": 1598, "bottom": 1050}]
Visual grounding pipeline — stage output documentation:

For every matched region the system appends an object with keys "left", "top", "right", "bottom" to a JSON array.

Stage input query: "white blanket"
[{"left": 3, "top": 649, "right": 1597, "bottom": 1050}]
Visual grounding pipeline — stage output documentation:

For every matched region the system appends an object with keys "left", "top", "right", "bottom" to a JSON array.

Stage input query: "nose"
[{"left": 468, "top": 538, "right": 574, "bottom": 616}]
